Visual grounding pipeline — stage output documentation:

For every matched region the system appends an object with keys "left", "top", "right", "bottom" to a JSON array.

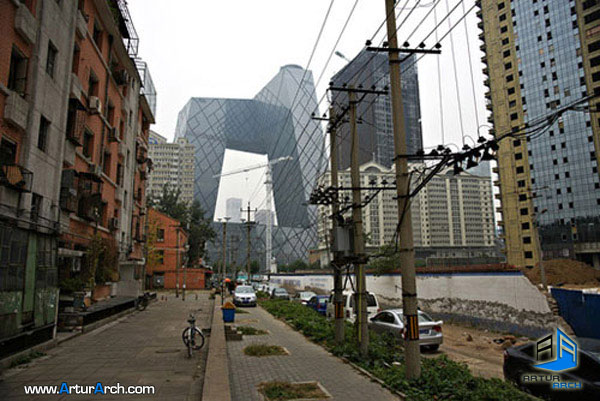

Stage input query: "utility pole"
[
  {"left": 328, "top": 84, "right": 387, "bottom": 356},
  {"left": 533, "top": 209, "right": 548, "bottom": 291},
  {"left": 265, "top": 167, "right": 274, "bottom": 274},
  {"left": 242, "top": 204, "right": 256, "bottom": 281},
  {"left": 329, "top": 107, "right": 344, "bottom": 344},
  {"left": 219, "top": 217, "right": 230, "bottom": 305},
  {"left": 385, "top": 0, "right": 420, "bottom": 379},
  {"left": 349, "top": 86, "right": 369, "bottom": 357}
]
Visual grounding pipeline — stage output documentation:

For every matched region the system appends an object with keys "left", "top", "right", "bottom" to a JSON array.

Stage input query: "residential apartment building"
[
  {"left": 147, "top": 208, "right": 202, "bottom": 289},
  {"left": 316, "top": 162, "right": 496, "bottom": 266},
  {"left": 0, "top": 0, "right": 155, "bottom": 357},
  {"left": 478, "top": 0, "right": 600, "bottom": 268},
  {"left": 147, "top": 130, "right": 195, "bottom": 205},
  {"left": 330, "top": 50, "right": 423, "bottom": 169}
]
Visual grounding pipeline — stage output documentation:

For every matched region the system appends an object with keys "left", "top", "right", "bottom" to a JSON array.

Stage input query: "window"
[
  {"left": 523, "top": 237, "right": 531, "bottom": 244},
  {"left": 31, "top": 193, "right": 42, "bottom": 221},
  {"left": 103, "top": 150, "right": 111, "bottom": 175},
  {"left": 7, "top": 46, "right": 28, "bottom": 95},
  {"left": 83, "top": 130, "right": 93, "bottom": 158},
  {"left": 157, "top": 228, "right": 165, "bottom": 242},
  {"left": 157, "top": 250, "right": 164, "bottom": 264},
  {"left": 524, "top": 251, "right": 533, "bottom": 259},
  {"left": 88, "top": 71, "right": 99, "bottom": 97},
  {"left": 0, "top": 139, "right": 17, "bottom": 165},
  {"left": 520, "top": 208, "right": 528, "bottom": 216},
  {"left": 46, "top": 41, "right": 57, "bottom": 78},
  {"left": 92, "top": 22, "right": 103, "bottom": 48},
  {"left": 522, "top": 222, "right": 530, "bottom": 230},
  {"left": 38, "top": 116, "right": 50, "bottom": 152},
  {"left": 519, "top": 194, "right": 527, "bottom": 201}
]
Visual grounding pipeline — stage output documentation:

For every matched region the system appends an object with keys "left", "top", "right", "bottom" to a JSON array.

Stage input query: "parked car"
[
  {"left": 271, "top": 288, "right": 290, "bottom": 300},
  {"left": 306, "top": 295, "right": 329, "bottom": 315},
  {"left": 232, "top": 285, "right": 257, "bottom": 307},
  {"left": 293, "top": 291, "right": 317, "bottom": 305},
  {"left": 325, "top": 291, "right": 380, "bottom": 323},
  {"left": 368, "top": 309, "right": 443, "bottom": 350},
  {"left": 503, "top": 342, "right": 600, "bottom": 400}
]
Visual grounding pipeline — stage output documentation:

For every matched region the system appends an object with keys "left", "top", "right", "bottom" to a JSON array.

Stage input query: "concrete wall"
[{"left": 270, "top": 272, "right": 556, "bottom": 337}]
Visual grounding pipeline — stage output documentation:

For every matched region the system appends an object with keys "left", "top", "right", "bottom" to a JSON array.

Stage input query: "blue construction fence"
[{"left": 551, "top": 288, "right": 600, "bottom": 339}]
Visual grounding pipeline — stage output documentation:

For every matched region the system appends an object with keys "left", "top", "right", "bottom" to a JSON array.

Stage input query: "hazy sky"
[{"left": 128, "top": 0, "right": 489, "bottom": 220}]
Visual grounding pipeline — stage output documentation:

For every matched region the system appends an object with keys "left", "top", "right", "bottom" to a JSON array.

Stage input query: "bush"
[{"left": 259, "top": 299, "right": 530, "bottom": 401}]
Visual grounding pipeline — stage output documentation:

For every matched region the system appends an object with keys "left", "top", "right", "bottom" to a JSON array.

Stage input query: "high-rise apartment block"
[
  {"left": 148, "top": 131, "right": 195, "bottom": 205},
  {"left": 330, "top": 50, "right": 423, "bottom": 169},
  {"left": 478, "top": 0, "right": 600, "bottom": 268},
  {"left": 0, "top": 0, "right": 155, "bottom": 357},
  {"left": 316, "top": 162, "right": 496, "bottom": 265}
]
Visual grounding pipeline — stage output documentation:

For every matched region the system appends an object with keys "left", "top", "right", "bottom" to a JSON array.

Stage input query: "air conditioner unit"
[{"left": 89, "top": 96, "right": 102, "bottom": 114}]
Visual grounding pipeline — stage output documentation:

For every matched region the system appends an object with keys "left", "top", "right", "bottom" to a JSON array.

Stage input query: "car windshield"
[
  {"left": 301, "top": 292, "right": 315, "bottom": 299},
  {"left": 318, "top": 298, "right": 327, "bottom": 305},
  {"left": 236, "top": 287, "right": 254, "bottom": 294},
  {"left": 418, "top": 312, "right": 433, "bottom": 323},
  {"left": 275, "top": 289, "right": 287, "bottom": 294},
  {"left": 350, "top": 294, "right": 377, "bottom": 307}
]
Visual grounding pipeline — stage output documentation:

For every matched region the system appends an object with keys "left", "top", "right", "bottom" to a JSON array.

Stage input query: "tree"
[
  {"left": 187, "top": 200, "right": 216, "bottom": 264},
  {"left": 368, "top": 244, "right": 400, "bottom": 276},
  {"left": 250, "top": 260, "right": 260, "bottom": 274}
]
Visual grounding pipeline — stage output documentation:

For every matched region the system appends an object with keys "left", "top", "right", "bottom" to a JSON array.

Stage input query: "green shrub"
[{"left": 259, "top": 299, "right": 530, "bottom": 401}]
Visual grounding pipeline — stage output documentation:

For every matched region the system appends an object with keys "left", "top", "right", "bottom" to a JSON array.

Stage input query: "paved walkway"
[
  {"left": 0, "top": 291, "right": 212, "bottom": 401},
  {"left": 227, "top": 306, "right": 399, "bottom": 401}
]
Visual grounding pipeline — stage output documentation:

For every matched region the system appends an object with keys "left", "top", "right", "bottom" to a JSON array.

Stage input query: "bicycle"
[
  {"left": 182, "top": 312, "right": 205, "bottom": 357},
  {"left": 136, "top": 292, "right": 150, "bottom": 311}
]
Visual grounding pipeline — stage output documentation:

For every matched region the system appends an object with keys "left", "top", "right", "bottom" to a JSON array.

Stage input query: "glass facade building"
[
  {"left": 174, "top": 65, "right": 324, "bottom": 268},
  {"left": 479, "top": 0, "right": 600, "bottom": 267},
  {"left": 330, "top": 50, "right": 423, "bottom": 169}
]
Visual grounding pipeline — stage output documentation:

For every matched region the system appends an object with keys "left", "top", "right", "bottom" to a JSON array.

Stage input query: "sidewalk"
[
  {"left": 227, "top": 305, "right": 399, "bottom": 401},
  {"left": 0, "top": 291, "right": 212, "bottom": 401}
]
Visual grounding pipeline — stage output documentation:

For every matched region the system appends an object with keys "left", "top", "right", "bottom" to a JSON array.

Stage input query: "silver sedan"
[{"left": 368, "top": 309, "right": 443, "bottom": 350}]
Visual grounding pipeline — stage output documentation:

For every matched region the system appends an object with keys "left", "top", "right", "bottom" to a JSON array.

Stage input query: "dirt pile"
[{"left": 523, "top": 259, "right": 600, "bottom": 286}]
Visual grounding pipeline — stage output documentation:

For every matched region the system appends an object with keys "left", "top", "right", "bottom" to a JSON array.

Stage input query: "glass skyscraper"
[
  {"left": 479, "top": 0, "right": 600, "bottom": 268},
  {"left": 330, "top": 50, "right": 423, "bottom": 169},
  {"left": 174, "top": 65, "right": 324, "bottom": 268}
]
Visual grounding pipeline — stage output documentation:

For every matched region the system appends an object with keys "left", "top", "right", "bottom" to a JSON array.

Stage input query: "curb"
[
  {"left": 256, "top": 304, "right": 406, "bottom": 400},
  {"left": 202, "top": 295, "right": 231, "bottom": 401}
]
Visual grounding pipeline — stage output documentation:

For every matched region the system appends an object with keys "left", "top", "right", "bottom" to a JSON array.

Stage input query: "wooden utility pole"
[
  {"left": 385, "top": 0, "right": 420, "bottom": 379},
  {"left": 329, "top": 107, "right": 344, "bottom": 344},
  {"left": 349, "top": 87, "right": 368, "bottom": 357}
]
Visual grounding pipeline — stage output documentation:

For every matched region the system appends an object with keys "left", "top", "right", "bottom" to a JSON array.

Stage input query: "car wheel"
[{"left": 428, "top": 345, "right": 440, "bottom": 351}]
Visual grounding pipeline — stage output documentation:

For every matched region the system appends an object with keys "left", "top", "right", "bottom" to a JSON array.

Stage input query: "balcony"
[
  {"left": 0, "top": 163, "right": 32, "bottom": 192},
  {"left": 78, "top": 193, "right": 102, "bottom": 221},
  {"left": 15, "top": 3, "right": 37, "bottom": 44},
  {"left": 4, "top": 91, "right": 29, "bottom": 131},
  {"left": 60, "top": 190, "right": 78, "bottom": 213}
]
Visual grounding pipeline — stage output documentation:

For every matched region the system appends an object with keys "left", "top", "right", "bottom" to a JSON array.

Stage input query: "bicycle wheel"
[
  {"left": 182, "top": 327, "right": 205, "bottom": 350},
  {"left": 136, "top": 298, "right": 147, "bottom": 311}
]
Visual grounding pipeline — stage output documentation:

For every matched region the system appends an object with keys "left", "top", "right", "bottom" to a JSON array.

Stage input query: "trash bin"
[{"left": 222, "top": 301, "right": 235, "bottom": 323}]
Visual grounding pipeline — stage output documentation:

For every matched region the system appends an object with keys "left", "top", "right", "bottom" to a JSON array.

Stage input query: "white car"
[
  {"left": 233, "top": 285, "right": 257, "bottom": 307},
  {"left": 325, "top": 291, "right": 380, "bottom": 323},
  {"left": 369, "top": 309, "right": 443, "bottom": 350},
  {"left": 292, "top": 291, "right": 317, "bottom": 305}
]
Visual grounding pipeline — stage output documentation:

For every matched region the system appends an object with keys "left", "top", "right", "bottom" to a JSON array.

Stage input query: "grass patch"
[
  {"left": 9, "top": 351, "right": 46, "bottom": 368},
  {"left": 259, "top": 299, "right": 531, "bottom": 401},
  {"left": 238, "top": 326, "right": 267, "bottom": 335},
  {"left": 244, "top": 343, "right": 287, "bottom": 357},
  {"left": 256, "top": 290, "right": 270, "bottom": 299},
  {"left": 259, "top": 381, "right": 328, "bottom": 400}
]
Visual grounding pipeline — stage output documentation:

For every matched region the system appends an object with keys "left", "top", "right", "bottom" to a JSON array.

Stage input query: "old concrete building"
[
  {"left": 147, "top": 130, "right": 195, "bottom": 205},
  {"left": 316, "top": 162, "right": 497, "bottom": 266},
  {"left": 0, "top": 0, "right": 155, "bottom": 357}
]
